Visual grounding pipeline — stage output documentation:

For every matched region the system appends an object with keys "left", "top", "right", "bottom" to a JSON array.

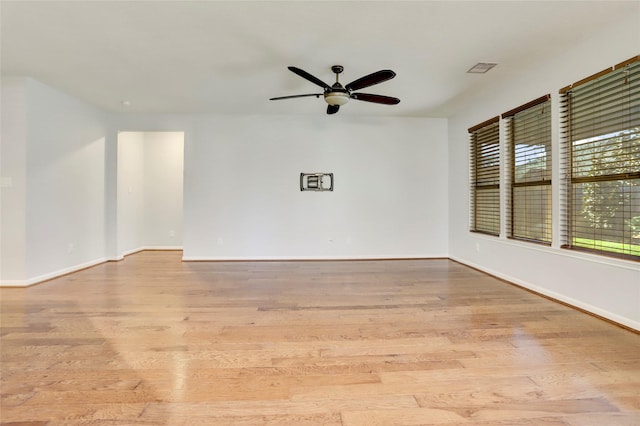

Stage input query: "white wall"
[
  {"left": 113, "top": 114, "right": 448, "bottom": 261},
  {"left": 117, "top": 131, "right": 145, "bottom": 255},
  {"left": 116, "top": 131, "right": 183, "bottom": 257},
  {"left": 142, "top": 132, "right": 184, "bottom": 247},
  {"left": 183, "top": 115, "right": 448, "bottom": 259},
  {"left": 25, "top": 79, "right": 109, "bottom": 281},
  {"left": 1, "top": 77, "right": 28, "bottom": 282},
  {"left": 1, "top": 78, "right": 110, "bottom": 285},
  {"left": 448, "top": 16, "right": 640, "bottom": 329}
]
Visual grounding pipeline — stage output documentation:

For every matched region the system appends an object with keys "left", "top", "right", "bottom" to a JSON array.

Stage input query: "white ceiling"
[{"left": 1, "top": 1, "right": 638, "bottom": 117}]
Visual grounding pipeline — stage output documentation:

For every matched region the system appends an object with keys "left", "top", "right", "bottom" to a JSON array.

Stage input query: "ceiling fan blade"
[
  {"left": 288, "top": 66, "right": 331, "bottom": 90},
  {"left": 327, "top": 104, "right": 340, "bottom": 114},
  {"left": 345, "top": 70, "right": 396, "bottom": 91},
  {"left": 350, "top": 93, "right": 400, "bottom": 105},
  {"left": 269, "top": 93, "right": 322, "bottom": 101}
]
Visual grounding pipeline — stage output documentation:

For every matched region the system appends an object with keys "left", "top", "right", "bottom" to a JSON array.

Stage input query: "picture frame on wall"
[{"left": 300, "top": 173, "right": 333, "bottom": 192}]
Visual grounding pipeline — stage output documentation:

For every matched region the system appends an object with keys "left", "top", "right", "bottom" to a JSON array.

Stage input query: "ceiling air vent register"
[{"left": 467, "top": 63, "right": 498, "bottom": 74}]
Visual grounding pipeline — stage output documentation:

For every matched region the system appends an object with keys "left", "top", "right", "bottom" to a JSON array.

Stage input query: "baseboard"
[
  {"left": 0, "top": 279, "right": 29, "bottom": 287},
  {"left": 1, "top": 247, "right": 184, "bottom": 287},
  {"left": 449, "top": 255, "right": 640, "bottom": 332},
  {"left": 121, "top": 247, "right": 145, "bottom": 258},
  {"left": 1, "top": 252, "right": 437, "bottom": 286},
  {"left": 142, "top": 246, "right": 183, "bottom": 251},
  {"left": 0, "top": 257, "right": 108, "bottom": 288},
  {"left": 117, "top": 246, "right": 183, "bottom": 260},
  {"left": 182, "top": 254, "right": 448, "bottom": 262}
]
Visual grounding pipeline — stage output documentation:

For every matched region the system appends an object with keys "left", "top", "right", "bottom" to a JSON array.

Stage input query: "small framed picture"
[{"left": 300, "top": 173, "right": 333, "bottom": 191}]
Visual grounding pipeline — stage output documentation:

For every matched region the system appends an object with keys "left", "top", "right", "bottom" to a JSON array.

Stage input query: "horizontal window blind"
[
  {"left": 469, "top": 117, "right": 500, "bottom": 236},
  {"left": 560, "top": 56, "right": 640, "bottom": 260},
  {"left": 503, "top": 95, "right": 552, "bottom": 244}
]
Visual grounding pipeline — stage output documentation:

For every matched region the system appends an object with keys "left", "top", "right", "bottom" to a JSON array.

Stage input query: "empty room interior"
[{"left": 1, "top": 1, "right": 639, "bottom": 425}]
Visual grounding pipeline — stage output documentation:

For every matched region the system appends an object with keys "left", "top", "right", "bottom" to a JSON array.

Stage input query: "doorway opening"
[{"left": 116, "top": 131, "right": 184, "bottom": 258}]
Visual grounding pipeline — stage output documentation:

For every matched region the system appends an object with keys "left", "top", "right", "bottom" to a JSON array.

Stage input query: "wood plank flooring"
[{"left": 1, "top": 251, "right": 638, "bottom": 425}]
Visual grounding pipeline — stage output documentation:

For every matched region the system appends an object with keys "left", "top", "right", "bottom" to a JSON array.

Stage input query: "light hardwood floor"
[{"left": 1, "top": 251, "right": 638, "bottom": 425}]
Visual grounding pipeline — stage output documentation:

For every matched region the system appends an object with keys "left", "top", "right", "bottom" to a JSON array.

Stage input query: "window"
[
  {"left": 503, "top": 95, "right": 552, "bottom": 244},
  {"left": 469, "top": 117, "right": 500, "bottom": 236},
  {"left": 560, "top": 56, "right": 640, "bottom": 259}
]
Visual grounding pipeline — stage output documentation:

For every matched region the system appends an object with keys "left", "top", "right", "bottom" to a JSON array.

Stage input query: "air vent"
[{"left": 467, "top": 63, "right": 497, "bottom": 74}]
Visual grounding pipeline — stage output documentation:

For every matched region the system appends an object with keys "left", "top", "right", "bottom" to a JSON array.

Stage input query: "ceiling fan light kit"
[
  {"left": 270, "top": 65, "right": 400, "bottom": 114},
  {"left": 324, "top": 92, "right": 349, "bottom": 106}
]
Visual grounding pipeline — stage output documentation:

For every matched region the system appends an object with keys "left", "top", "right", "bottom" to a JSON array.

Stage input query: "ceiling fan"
[{"left": 270, "top": 65, "right": 400, "bottom": 114}]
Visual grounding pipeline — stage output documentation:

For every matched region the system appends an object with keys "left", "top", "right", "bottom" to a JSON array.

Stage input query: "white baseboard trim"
[
  {"left": 117, "top": 246, "right": 183, "bottom": 260},
  {"left": 142, "top": 246, "right": 183, "bottom": 251},
  {"left": 0, "top": 279, "right": 28, "bottom": 287},
  {"left": 1, "top": 247, "right": 185, "bottom": 287},
  {"left": 121, "top": 247, "right": 145, "bottom": 257},
  {"left": 450, "top": 255, "right": 640, "bottom": 332},
  {"left": 0, "top": 257, "right": 108, "bottom": 288},
  {"left": 182, "top": 254, "right": 448, "bottom": 261},
  {"left": 1, "top": 252, "right": 439, "bottom": 286}
]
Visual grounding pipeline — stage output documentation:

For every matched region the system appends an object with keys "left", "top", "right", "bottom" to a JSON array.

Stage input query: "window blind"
[
  {"left": 560, "top": 55, "right": 640, "bottom": 260},
  {"left": 503, "top": 95, "right": 552, "bottom": 244},
  {"left": 469, "top": 117, "right": 500, "bottom": 236}
]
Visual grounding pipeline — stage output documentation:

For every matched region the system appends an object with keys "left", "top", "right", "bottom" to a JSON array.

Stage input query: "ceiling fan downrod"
[{"left": 325, "top": 65, "right": 349, "bottom": 106}]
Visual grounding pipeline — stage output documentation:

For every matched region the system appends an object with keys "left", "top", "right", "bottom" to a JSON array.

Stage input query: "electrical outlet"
[
  {"left": 67, "top": 243, "right": 74, "bottom": 254},
  {"left": 169, "top": 230, "right": 175, "bottom": 237},
  {"left": 217, "top": 237, "right": 223, "bottom": 245}
]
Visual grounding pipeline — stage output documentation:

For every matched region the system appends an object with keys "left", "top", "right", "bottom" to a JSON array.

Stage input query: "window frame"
[
  {"left": 559, "top": 55, "right": 640, "bottom": 261},
  {"left": 502, "top": 95, "right": 552, "bottom": 245},
  {"left": 469, "top": 116, "right": 501, "bottom": 236}
]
